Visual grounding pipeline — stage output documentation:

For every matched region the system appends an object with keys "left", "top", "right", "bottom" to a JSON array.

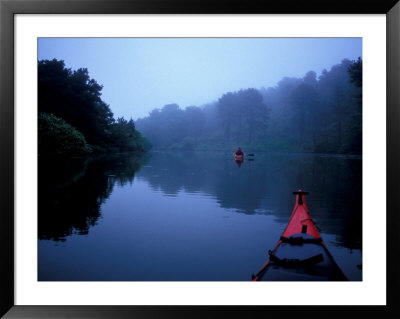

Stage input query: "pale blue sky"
[{"left": 38, "top": 38, "right": 362, "bottom": 120}]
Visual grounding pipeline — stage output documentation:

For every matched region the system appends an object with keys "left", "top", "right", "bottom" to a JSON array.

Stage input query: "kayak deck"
[{"left": 252, "top": 191, "right": 347, "bottom": 281}]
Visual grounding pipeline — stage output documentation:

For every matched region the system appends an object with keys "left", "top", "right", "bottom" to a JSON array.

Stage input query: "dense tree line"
[
  {"left": 136, "top": 58, "right": 362, "bottom": 154},
  {"left": 262, "top": 58, "right": 362, "bottom": 153},
  {"left": 38, "top": 59, "right": 151, "bottom": 156}
]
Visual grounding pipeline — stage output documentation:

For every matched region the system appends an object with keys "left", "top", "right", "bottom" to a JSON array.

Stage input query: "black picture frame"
[{"left": 1, "top": 0, "right": 399, "bottom": 318}]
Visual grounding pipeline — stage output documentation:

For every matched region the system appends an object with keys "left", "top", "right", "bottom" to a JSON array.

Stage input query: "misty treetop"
[
  {"left": 38, "top": 59, "right": 151, "bottom": 156},
  {"left": 217, "top": 89, "right": 269, "bottom": 144},
  {"left": 136, "top": 58, "right": 362, "bottom": 155},
  {"left": 263, "top": 58, "right": 362, "bottom": 154},
  {"left": 348, "top": 57, "right": 362, "bottom": 88}
]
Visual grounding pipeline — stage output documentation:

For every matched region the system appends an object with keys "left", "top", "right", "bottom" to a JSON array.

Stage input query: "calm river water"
[{"left": 38, "top": 151, "right": 362, "bottom": 281}]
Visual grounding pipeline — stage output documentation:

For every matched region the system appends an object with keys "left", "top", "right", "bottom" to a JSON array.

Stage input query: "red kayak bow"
[{"left": 252, "top": 190, "right": 347, "bottom": 281}]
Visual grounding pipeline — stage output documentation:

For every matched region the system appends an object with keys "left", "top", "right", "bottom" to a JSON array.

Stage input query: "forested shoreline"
[
  {"left": 136, "top": 58, "right": 362, "bottom": 155},
  {"left": 38, "top": 58, "right": 362, "bottom": 157},
  {"left": 38, "top": 59, "right": 151, "bottom": 157}
]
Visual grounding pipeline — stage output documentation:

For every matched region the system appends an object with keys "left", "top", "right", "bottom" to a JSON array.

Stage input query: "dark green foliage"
[
  {"left": 38, "top": 112, "right": 92, "bottom": 156},
  {"left": 38, "top": 59, "right": 113, "bottom": 145},
  {"left": 110, "top": 117, "right": 137, "bottom": 151},
  {"left": 38, "top": 59, "right": 151, "bottom": 155},
  {"left": 110, "top": 117, "right": 152, "bottom": 152}
]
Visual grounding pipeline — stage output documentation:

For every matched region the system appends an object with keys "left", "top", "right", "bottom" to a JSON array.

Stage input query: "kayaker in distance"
[
  {"left": 234, "top": 147, "right": 244, "bottom": 168},
  {"left": 234, "top": 147, "right": 244, "bottom": 157}
]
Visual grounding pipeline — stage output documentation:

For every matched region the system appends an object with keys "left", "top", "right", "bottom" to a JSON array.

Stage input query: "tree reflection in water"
[
  {"left": 39, "top": 151, "right": 361, "bottom": 251},
  {"left": 38, "top": 153, "right": 150, "bottom": 241}
]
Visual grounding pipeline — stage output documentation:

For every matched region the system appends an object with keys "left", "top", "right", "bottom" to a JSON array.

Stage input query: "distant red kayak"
[
  {"left": 252, "top": 191, "right": 347, "bottom": 281},
  {"left": 234, "top": 154, "right": 244, "bottom": 161}
]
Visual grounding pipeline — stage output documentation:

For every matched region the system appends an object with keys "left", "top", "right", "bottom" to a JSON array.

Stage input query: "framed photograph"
[{"left": 1, "top": 0, "right": 399, "bottom": 318}]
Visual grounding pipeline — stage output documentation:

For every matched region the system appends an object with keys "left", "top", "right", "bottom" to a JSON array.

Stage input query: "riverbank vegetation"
[
  {"left": 38, "top": 59, "right": 151, "bottom": 157},
  {"left": 136, "top": 58, "right": 362, "bottom": 155}
]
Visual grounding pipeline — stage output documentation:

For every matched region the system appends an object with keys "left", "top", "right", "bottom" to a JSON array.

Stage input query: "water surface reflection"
[{"left": 39, "top": 151, "right": 361, "bottom": 280}]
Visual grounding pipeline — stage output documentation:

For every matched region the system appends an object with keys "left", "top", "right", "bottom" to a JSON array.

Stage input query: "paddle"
[
  {"left": 233, "top": 153, "right": 255, "bottom": 161},
  {"left": 232, "top": 152, "right": 254, "bottom": 157}
]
